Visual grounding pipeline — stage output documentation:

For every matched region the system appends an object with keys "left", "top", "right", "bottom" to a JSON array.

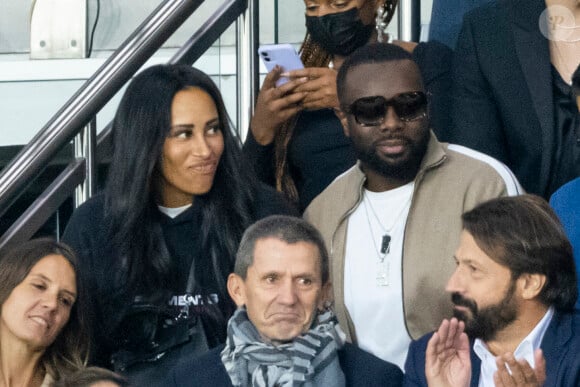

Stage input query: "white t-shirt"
[
  {"left": 344, "top": 182, "right": 414, "bottom": 369},
  {"left": 158, "top": 203, "right": 192, "bottom": 218}
]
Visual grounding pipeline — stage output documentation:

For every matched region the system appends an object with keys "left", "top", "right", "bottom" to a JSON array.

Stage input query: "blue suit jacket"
[
  {"left": 403, "top": 310, "right": 580, "bottom": 386},
  {"left": 550, "top": 177, "right": 580, "bottom": 309},
  {"left": 163, "top": 342, "right": 403, "bottom": 386}
]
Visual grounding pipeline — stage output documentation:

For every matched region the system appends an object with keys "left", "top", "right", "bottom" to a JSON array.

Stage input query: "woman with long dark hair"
[
  {"left": 244, "top": 0, "right": 452, "bottom": 211},
  {"left": 63, "top": 64, "right": 295, "bottom": 383},
  {"left": 0, "top": 238, "right": 89, "bottom": 386}
]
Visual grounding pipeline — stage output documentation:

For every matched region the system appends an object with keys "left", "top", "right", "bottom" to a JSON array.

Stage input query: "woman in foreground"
[{"left": 0, "top": 238, "right": 89, "bottom": 386}]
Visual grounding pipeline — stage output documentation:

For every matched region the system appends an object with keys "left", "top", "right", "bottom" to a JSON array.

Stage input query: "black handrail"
[{"left": 0, "top": 159, "right": 86, "bottom": 253}]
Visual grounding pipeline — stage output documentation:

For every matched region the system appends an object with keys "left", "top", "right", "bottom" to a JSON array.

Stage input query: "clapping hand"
[
  {"left": 425, "top": 318, "right": 471, "bottom": 387},
  {"left": 494, "top": 350, "right": 546, "bottom": 387}
]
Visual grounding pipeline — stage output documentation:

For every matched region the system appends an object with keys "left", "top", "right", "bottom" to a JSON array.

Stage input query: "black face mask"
[{"left": 306, "top": 7, "right": 374, "bottom": 57}]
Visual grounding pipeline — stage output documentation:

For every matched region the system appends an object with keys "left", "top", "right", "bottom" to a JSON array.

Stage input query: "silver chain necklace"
[{"left": 362, "top": 191, "right": 412, "bottom": 286}]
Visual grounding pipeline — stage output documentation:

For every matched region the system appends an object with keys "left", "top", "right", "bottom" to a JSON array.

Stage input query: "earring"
[
  {"left": 375, "top": 5, "right": 388, "bottom": 43},
  {"left": 376, "top": 0, "right": 398, "bottom": 43}
]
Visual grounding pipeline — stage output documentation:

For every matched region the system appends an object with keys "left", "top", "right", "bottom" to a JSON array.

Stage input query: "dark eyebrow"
[
  {"left": 169, "top": 124, "right": 194, "bottom": 131},
  {"left": 30, "top": 273, "right": 51, "bottom": 282},
  {"left": 61, "top": 289, "right": 77, "bottom": 299},
  {"left": 206, "top": 117, "right": 220, "bottom": 126},
  {"left": 170, "top": 117, "right": 220, "bottom": 131},
  {"left": 455, "top": 257, "right": 483, "bottom": 269},
  {"left": 294, "top": 272, "right": 316, "bottom": 279},
  {"left": 453, "top": 256, "right": 473, "bottom": 264}
]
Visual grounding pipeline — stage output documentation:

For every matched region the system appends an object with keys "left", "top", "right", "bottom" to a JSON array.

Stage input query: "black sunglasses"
[{"left": 342, "top": 91, "right": 428, "bottom": 126}]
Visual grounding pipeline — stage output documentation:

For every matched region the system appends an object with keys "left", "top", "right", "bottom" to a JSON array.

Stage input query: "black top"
[
  {"left": 549, "top": 65, "right": 580, "bottom": 194},
  {"left": 289, "top": 108, "right": 356, "bottom": 210},
  {"left": 164, "top": 343, "right": 403, "bottom": 387},
  {"left": 62, "top": 185, "right": 297, "bottom": 367},
  {"left": 243, "top": 41, "right": 453, "bottom": 211}
]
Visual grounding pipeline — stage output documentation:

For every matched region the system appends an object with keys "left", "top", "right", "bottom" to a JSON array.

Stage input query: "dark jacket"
[
  {"left": 403, "top": 310, "right": 580, "bottom": 387},
  {"left": 164, "top": 342, "right": 403, "bottom": 386},
  {"left": 450, "top": 0, "right": 577, "bottom": 197}
]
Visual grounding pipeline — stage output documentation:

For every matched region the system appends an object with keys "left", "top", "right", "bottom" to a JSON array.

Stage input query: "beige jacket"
[{"left": 304, "top": 133, "right": 522, "bottom": 342}]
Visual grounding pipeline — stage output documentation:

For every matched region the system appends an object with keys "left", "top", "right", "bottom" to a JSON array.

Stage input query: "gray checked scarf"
[{"left": 220, "top": 307, "right": 347, "bottom": 387}]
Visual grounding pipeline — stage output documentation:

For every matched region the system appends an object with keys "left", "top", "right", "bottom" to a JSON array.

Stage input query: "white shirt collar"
[
  {"left": 473, "top": 307, "right": 554, "bottom": 387},
  {"left": 157, "top": 203, "right": 192, "bottom": 218}
]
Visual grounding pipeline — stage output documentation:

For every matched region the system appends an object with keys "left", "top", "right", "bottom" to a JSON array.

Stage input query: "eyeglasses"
[{"left": 342, "top": 91, "right": 428, "bottom": 126}]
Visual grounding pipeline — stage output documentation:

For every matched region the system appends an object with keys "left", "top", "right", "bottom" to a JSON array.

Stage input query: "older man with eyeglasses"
[{"left": 304, "top": 43, "right": 523, "bottom": 369}]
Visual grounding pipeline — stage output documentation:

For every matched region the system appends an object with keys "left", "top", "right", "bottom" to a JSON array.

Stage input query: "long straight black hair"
[{"left": 104, "top": 64, "right": 257, "bottom": 311}]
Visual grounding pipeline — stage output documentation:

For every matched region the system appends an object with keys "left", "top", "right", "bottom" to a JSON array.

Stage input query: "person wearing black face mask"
[
  {"left": 305, "top": 7, "right": 375, "bottom": 57},
  {"left": 243, "top": 0, "right": 453, "bottom": 212}
]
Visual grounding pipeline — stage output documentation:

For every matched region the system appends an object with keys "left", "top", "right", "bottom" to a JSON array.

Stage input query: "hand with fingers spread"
[
  {"left": 494, "top": 350, "right": 546, "bottom": 387},
  {"left": 425, "top": 318, "right": 471, "bottom": 387},
  {"left": 286, "top": 67, "right": 339, "bottom": 111},
  {"left": 250, "top": 65, "right": 308, "bottom": 145}
]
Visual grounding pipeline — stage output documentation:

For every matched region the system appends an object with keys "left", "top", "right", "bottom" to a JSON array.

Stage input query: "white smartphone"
[{"left": 258, "top": 44, "right": 304, "bottom": 86}]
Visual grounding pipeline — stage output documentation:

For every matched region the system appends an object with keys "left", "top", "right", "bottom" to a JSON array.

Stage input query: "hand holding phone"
[{"left": 258, "top": 44, "right": 304, "bottom": 86}]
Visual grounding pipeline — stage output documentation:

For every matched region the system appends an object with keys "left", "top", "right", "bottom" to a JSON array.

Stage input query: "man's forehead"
[
  {"left": 456, "top": 230, "right": 507, "bottom": 270},
  {"left": 342, "top": 60, "right": 423, "bottom": 102},
  {"left": 251, "top": 237, "right": 321, "bottom": 273}
]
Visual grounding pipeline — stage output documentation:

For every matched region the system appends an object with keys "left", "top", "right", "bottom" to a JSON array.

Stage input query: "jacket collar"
[
  {"left": 353, "top": 131, "right": 447, "bottom": 187},
  {"left": 418, "top": 131, "right": 447, "bottom": 175},
  {"left": 540, "top": 309, "right": 575, "bottom": 385}
]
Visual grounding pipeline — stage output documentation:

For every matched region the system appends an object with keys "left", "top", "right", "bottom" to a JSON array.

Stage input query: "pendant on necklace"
[
  {"left": 381, "top": 234, "right": 391, "bottom": 254},
  {"left": 376, "top": 260, "right": 390, "bottom": 286}
]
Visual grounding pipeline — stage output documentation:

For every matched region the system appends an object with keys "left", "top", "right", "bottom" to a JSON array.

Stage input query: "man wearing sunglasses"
[{"left": 304, "top": 43, "right": 522, "bottom": 369}]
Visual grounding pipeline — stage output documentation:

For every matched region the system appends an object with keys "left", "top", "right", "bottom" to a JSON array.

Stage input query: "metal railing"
[
  {"left": 399, "top": 0, "right": 421, "bottom": 42},
  {"left": 0, "top": 0, "right": 256, "bottom": 251}
]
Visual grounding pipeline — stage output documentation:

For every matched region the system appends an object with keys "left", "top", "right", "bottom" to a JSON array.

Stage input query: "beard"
[
  {"left": 353, "top": 127, "right": 430, "bottom": 182},
  {"left": 451, "top": 280, "right": 518, "bottom": 342}
]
